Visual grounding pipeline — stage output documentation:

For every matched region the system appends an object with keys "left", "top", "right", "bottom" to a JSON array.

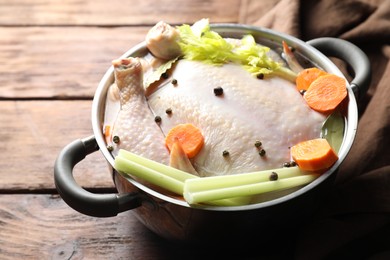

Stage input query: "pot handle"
[
  {"left": 54, "top": 136, "right": 142, "bottom": 217},
  {"left": 306, "top": 37, "right": 371, "bottom": 100}
]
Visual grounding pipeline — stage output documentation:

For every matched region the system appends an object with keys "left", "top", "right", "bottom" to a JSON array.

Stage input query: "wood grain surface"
[
  {"left": 0, "top": 27, "right": 148, "bottom": 99},
  {"left": 0, "top": 195, "right": 175, "bottom": 259},
  {"left": 0, "top": 101, "right": 114, "bottom": 191},
  {"left": 0, "top": 0, "right": 241, "bottom": 26},
  {"left": 0, "top": 194, "right": 268, "bottom": 259}
]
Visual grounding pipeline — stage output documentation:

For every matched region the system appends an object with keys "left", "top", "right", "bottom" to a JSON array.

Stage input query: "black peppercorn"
[
  {"left": 155, "top": 116, "right": 162, "bottom": 123},
  {"left": 113, "top": 136, "right": 120, "bottom": 144},
  {"left": 222, "top": 150, "right": 230, "bottom": 157},
  {"left": 259, "top": 149, "right": 266, "bottom": 157},
  {"left": 214, "top": 86, "right": 224, "bottom": 96},
  {"left": 269, "top": 172, "right": 278, "bottom": 181},
  {"left": 254, "top": 140, "right": 262, "bottom": 148},
  {"left": 257, "top": 73, "right": 264, "bottom": 80},
  {"left": 290, "top": 161, "right": 297, "bottom": 167}
]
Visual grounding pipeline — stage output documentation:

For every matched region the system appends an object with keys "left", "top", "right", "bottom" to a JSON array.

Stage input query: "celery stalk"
[
  {"left": 115, "top": 156, "right": 184, "bottom": 194},
  {"left": 118, "top": 149, "right": 198, "bottom": 182},
  {"left": 115, "top": 150, "right": 250, "bottom": 206},
  {"left": 200, "top": 197, "right": 252, "bottom": 207},
  {"left": 184, "top": 166, "right": 307, "bottom": 192},
  {"left": 183, "top": 174, "right": 319, "bottom": 204},
  {"left": 272, "top": 66, "right": 298, "bottom": 83},
  {"left": 115, "top": 149, "right": 318, "bottom": 206}
]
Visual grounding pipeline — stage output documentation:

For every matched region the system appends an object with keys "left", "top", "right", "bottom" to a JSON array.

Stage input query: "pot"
[{"left": 54, "top": 24, "right": 371, "bottom": 246}]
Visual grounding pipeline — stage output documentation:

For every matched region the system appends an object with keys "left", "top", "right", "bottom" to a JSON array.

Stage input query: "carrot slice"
[
  {"left": 104, "top": 125, "right": 111, "bottom": 143},
  {"left": 165, "top": 123, "right": 204, "bottom": 159},
  {"left": 291, "top": 138, "right": 338, "bottom": 172},
  {"left": 296, "top": 67, "right": 328, "bottom": 91},
  {"left": 303, "top": 74, "right": 347, "bottom": 113}
]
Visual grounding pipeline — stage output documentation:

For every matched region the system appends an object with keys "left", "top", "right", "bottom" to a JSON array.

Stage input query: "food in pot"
[
  {"left": 104, "top": 19, "right": 346, "bottom": 205},
  {"left": 145, "top": 59, "right": 325, "bottom": 176}
]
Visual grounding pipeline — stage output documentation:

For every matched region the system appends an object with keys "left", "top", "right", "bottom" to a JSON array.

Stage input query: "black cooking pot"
[{"left": 54, "top": 24, "right": 371, "bottom": 245}]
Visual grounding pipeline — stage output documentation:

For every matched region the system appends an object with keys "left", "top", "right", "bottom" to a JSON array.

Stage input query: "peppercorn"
[
  {"left": 165, "top": 108, "right": 172, "bottom": 115},
  {"left": 113, "top": 136, "right": 120, "bottom": 144},
  {"left": 107, "top": 145, "right": 114, "bottom": 152},
  {"left": 214, "top": 86, "right": 224, "bottom": 96},
  {"left": 284, "top": 161, "right": 297, "bottom": 167},
  {"left": 154, "top": 116, "right": 162, "bottom": 123},
  {"left": 269, "top": 172, "right": 278, "bottom": 181},
  {"left": 254, "top": 140, "right": 262, "bottom": 148},
  {"left": 259, "top": 149, "right": 266, "bottom": 157},
  {"left": 222, "top": 150, "right": 230, "bottom": 157},
  {"left": 257, "top": 73, "right": 264, "bottom": 80},
  {"left": 161, "top": 72, "right": 169, "bottom": 79},
  {"left": 171, "top": 79, "right": 178, "bottom": 85},
  {"left": 290, "top": 161, "right": 297, "bottom": 167},
  {"left": 283, "top": 162, "right": 291, "bottom": 167}
]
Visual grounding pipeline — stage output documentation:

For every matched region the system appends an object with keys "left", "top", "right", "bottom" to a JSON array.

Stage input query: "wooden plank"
[
  {"left": 0, "top": 194, "right": 268, "bottom": 259},
  {"left": 0, "top": 100, "right": 115, "bottom": 191},
  {"left": 0, "top": 194, "right": 166, "bottom": 259},
  {"left": 0, "top": 0, "right": 241, "bottom": 26},
  {"left": 0, "top": 27, "right": 148, "bottom": 99}
]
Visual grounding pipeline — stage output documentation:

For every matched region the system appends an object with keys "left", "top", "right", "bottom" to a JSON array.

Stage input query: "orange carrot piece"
[
  {"left": 165, "top": 123, "right": 204, "bottom": 159},
  {"left": 291, "top": 138, "right": 338, "bottom": 172},
  {"left": 104, "top": 125, "right": 111, "bottom": 143},
  {"left": 303, "top": 74, "right": 347, "bottom": 113},
  {"left": 296, "top": 67, "right": 328, "bottom": 91}
]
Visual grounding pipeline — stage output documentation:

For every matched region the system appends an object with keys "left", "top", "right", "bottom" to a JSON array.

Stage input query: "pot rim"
[{"left": 91, "top": 23, "right": 358, "bottom": 211}]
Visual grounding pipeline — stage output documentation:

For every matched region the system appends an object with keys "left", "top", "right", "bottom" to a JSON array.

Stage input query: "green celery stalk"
[
  {"left": 118, "top": 149, "right": 198, "bottom": 182},
  {"left": 183, "top": 174, "right": 319, "bottom": 204},
  {"left": 183, "top": 166, "right": 307, "bottom": 192},
  {"left": 116, "top": 149, "right": 319, "bottom": 206},
  {"left": 272, "top": 66, "right": 298, "bottom": 83},
  {"left": 115, "top": 150, "right": 249, "bottom": 206},
  {"left": 198, "top": 197, "right": 251, "bottom": 207},
  {"left": 115, "top": 156, "right": 184, "bottom": 195}
]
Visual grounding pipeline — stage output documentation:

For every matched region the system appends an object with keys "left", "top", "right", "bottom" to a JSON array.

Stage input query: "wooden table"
[{"left": 0, "top": 1, "right": 284, "bottom": 259}]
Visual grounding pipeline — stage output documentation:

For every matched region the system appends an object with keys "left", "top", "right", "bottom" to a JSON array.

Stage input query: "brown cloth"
[{"left": 250, "top": 0, "right": 390, "bottom": 259}]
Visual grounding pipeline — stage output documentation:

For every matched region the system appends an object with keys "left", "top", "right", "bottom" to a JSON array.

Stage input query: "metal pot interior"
[{"left": 91, "top": 24, "right": 358, "bottom": 211}]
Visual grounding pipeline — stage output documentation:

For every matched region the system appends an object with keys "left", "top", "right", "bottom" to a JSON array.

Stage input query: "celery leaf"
[{"left": 176, "top": 20, "right": 296, "bottom": 81}]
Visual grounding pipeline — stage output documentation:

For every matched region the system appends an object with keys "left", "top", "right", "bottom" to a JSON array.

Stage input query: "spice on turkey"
[
  {"left": 165, "top": 108, "right": 173, "bottom": 115},
  {"left": 213, "top": 86, "right": 224, "bottom": 96},
  {"left": 254, "top": 140, "right": 262, "bottom": 148},
  {"left": 113, "top": 135, "right": 120, "bottom": 144},
  {"left": 259, "top": 149, "right": 266, "bottom": 157},
  {"left": 155, "top": 116, "right": 162, "bottom": 123}
]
